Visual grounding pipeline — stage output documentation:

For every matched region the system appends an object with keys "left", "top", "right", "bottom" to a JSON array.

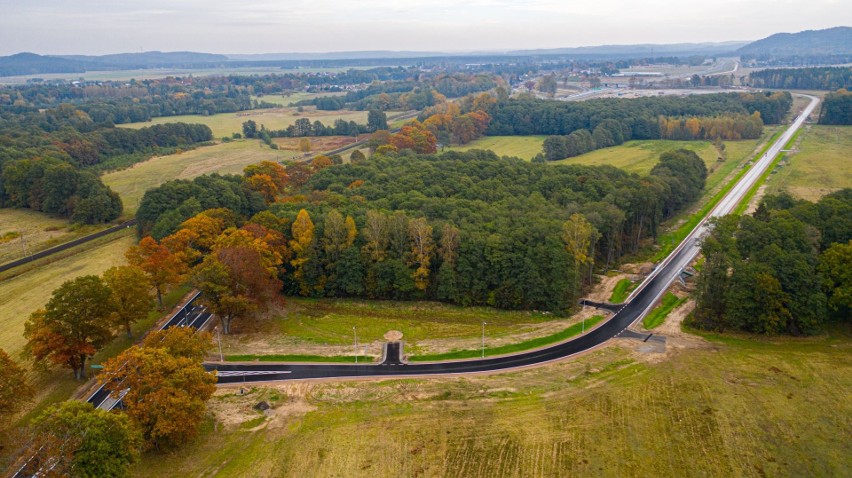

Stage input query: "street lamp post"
[
  {"left": 481, "top": 321, "right": 487, "bottom": 358},
  {"left": 215, "top": 326, "right": 223, "bottom": 362},
  {"left": 354, "top": 326, "right": 358, "bottom": 364}
]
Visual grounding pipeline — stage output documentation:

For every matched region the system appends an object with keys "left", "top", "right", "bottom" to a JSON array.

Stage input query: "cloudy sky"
[{"left": 0, "top": 0, "right": 849, "bottom": 55}]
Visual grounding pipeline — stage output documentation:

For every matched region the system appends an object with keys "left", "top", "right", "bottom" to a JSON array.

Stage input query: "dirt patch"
[
  {"left": 384, "top": 330, "right": 403, "bottom": 341},
  {"left": 273, "top": 135, "right": 364, "bottom": 152},
  {"left": 210, "top": 383, "right": 318, "bottom": 431},
  {"left": 585, "top": 272, "right": 634, "bottom": 302},
  {"left": 626, "top": 298, "right": 714, "bottom": 364}
]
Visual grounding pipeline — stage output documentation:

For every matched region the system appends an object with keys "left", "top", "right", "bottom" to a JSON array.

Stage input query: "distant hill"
[
  {"left": 58, "top": 51, "right": 229, "bottom": 68},
  {"left": 737, "top": 27, "right": 852, "bottom": 59},
  {"left": 0, "top": 51, "right": 230, "bottom": 77},
  {"left": 0, "top": 52, "right": 89, "bottom": 76},
  {"left": 506, "top": 41, "right": 748, "bottom": 57}
]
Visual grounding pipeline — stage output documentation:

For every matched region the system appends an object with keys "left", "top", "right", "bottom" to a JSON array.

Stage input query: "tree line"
[
  {"left": 137, "top": 148, "right": 707, "bottom": 313},
  {"left": 747, "top": 66, "right": 852, "bottom": 90},
  {"left": 691, "top": 190, "right": 852, "bottom": 334},
  {"left": 540, "top": 112, "right": 763, "bottom": 161},
  {"left": 819, "top": 89, "right": 852, "bottom": 125},
  {"left": 486, "top": 91, "right": 792, "bottom": 137}
]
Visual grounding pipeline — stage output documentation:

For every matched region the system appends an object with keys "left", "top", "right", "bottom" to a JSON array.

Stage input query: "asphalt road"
[
  {"left": 85, "top": 291, "right": 208, "bottom": 409},
  {"left": 206, "top": 94, "right": 819, "bottom": 384}
]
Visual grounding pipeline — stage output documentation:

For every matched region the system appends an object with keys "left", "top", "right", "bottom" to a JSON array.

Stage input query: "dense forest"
[
  {"left": 691, "top": 191, "right": 852, "bottom": 335},
  {"left": 137, "top": 149, "right": 708, "bottom": 312},
  {"left": 818, "top": 89, "right": 852, "bottom": 125},
  {"left": 487, "top": 91, "right": 792, "bottom": 137},
  {"left": 748, "top": 66, "right": 852, "bottom": 90}
]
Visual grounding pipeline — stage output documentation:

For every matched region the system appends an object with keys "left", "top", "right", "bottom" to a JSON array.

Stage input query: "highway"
[
  {"left": 206, "top": 94, "right": 820, "bottom": 384},
  {"left": 85, "top": 291, "right": 211, "bottom": 409}
]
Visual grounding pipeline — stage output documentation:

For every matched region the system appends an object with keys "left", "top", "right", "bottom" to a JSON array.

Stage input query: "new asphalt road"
[{"left": 207, "top": 94, "right": 820, "bottom": 384}]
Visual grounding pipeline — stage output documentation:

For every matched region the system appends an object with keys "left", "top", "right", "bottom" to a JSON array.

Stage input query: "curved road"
[{"left": 207, "top": 94, "right": 819, "bottom": 384}]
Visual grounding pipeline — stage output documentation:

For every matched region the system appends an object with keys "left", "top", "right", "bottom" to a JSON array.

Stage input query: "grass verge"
[
  {"left": 609, "top": 278, "right": 636, "bottom": 303},
  {"left": 732, "top": 129, "right": 802, "bottom": 216},
  {"left": 409, "top": 315, "right": 604, "bottom": 361},
  {"left": 224, "top": 354, "right": 365, "bottom": 363},
  {"left": 642, "top": 293, "right": 688, "bottom": 329}
]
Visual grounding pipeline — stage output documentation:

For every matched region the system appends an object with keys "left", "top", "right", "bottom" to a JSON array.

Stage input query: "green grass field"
[
  {"left": 253, "top": 92, "right": 346, "bottom": 106},
  {"left": 445, "top": 136, "right": 547, "bottom": 161},
  {"left": 121, "top": 107, "right": 369, "bottom": 138},
  {"left": 130, "top": 327, "right": 852, "bottom": 477},
  {"left": 102, "top": 140, "right": 299, "bottom": 215},
  {"left": 553, "top": 139, "right": 719, "bottom": 174},
  {"left": 0, "top": 231, "right": 136, "bottom": 357},
  {"left": 409, "top": 315, "right": 604, "bottom": 361},
  {"left": 218, "top": 298, "right": 574, "bottom": 358},
  {"left": 765, "top": 125, "right": 852, "bottom": 201}
]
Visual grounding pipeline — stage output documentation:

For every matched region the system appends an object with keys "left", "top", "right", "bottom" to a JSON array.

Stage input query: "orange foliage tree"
[
  {"left": 126, "top": 236, "right": 187, "bottom": 308},
  {"left": 100, "top": 329, "right": 216, "bottom": 449},
  {"left": 24, "top": 276, "right": 115, "bottom": 379}
]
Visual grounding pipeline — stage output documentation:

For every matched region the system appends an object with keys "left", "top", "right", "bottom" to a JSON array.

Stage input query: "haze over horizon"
[{"left": 0, "top": 0, "right": 850, "bottom": 56}]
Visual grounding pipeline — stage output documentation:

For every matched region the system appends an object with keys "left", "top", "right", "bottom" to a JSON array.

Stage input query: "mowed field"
[
  {"left": 0, "top": 232, "right": 135, "bottom": 357},
  {"left": 102, "top": 140, "right": 299, "bottom": 215},
  {"left": 121, "top": 106, "right": 369, "bottom": 138},
  {"left": 253, "top": 92, "right": 346, "bottom": 106},
  {"left": 131, "top": 328, "right": 852, "bottom": 477},
  {"left": 553, "top": 140, "right": 718, "bottom": 174},
  {"left": 765, "top": 125, "right": 852, "bottom": 201},
  {"left": 445, "top": 136, "right": 547, "bottom": 161},
  {"left": 0, "top": 209, "right": 105, "bottom": 265}
]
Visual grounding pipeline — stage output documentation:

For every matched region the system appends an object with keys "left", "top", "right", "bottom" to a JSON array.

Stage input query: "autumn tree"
[
  {"left": 290, "top": 209, "right": 316, "bottom": 295},
  {"left": 244, "top": 161, "right": 289, "bottom": 190},
  {"left": 100, "top": 334, "right": 216, "bottom": 450},
  {"left": 0, "top": 349, "right": 33, "bottom": 425},
  {"left": 191, "top": 256, "right": 254, "bottom": 335},
  {"left": 389, "top": 120, "right": 437, "bottom": 154},
  {"left": 102, "top": 265, "right": 154, "bottom": 338},
  {"left": 244, "top": 173, "right": 278, "bottom": 202},
  {"left": 126, "top": 236, "right": 187, "bottom": 308},
  {"left": 142, "top": 327, "right": 212, "bottom": 361},
  {"left": 298, "top": 137, "right": 311, "bottom": 152},
  {"left": 24, "top": 401, "right": 141, "bottom": 478},
  {"left": 562, "top": 213, "right": 599, "bottom": 290},
  {"left": 408, "top": 217, "right": 435, "bottom": 290},
  {"left": 24, "top": 276, "right": 115, "bottom": 379}
]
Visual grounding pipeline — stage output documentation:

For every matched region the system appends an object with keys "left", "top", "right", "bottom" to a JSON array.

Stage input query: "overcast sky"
[{"left": 0, "top": 0, "right": 849, "bottom": 55}]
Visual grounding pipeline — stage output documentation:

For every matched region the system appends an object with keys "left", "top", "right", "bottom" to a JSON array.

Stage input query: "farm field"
[
  {"left": 217, "top": 298, "right": 598, "bottom": 358},
  {"left": 0, "top": 208, "right": 108, "bottom": 265},
  {"left": 445, "top": 136, "right": 547, "bottom": 160},
  {"left": 553, "top": 139, "right": 719, "bottom": 174},
  {"left": 253, "top": 92, "right": 346, "bottom": 106},
  {"left": 121, "top": 106, "right": 369, "bottom": 138},
  {"left": 764, "top": 125, "right": 852, "bottom": 201},
  {"left": 102, "top": 140, "right": 299, "bottom": 215},
  {"left": 272, "top": 135, "right": 362, "bottom": 153},
  {"left": 0, "top": 231, "right": 135, "bottom": 357},
  {"left": 131, "top": 326, "right": 852, "bottom": 478}
]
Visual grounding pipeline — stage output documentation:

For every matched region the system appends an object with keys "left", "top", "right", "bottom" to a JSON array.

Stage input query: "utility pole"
[
  {"left": 481, "top": 321, "right": 487, "bottom": 359},
  {"left": 354, "top": 326, "right": 358, "bottom": 364}
]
